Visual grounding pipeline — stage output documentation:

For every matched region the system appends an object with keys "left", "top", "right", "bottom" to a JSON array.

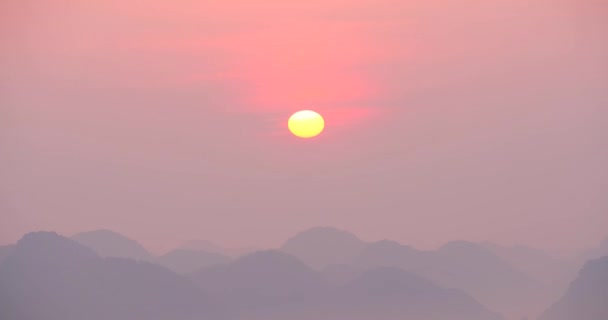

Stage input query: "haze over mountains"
[
  {"left": 2, "top": 1, "right": 605, "bottom": 320},
  {"left": 0, "top": 232, "right": 224, "bottom": 320},
  {"left": 281, "top": 228, "right": 557, "bottom": 318},
  {"left": 72, "top": 230, "right": 154, "bottom": 261},
  {"left": 0, "top": 227, "right": 606, "bottom": 320},
  {"left": 72, "top": 230, "right": 234, "bottom": 274},
  {"left": 282, "top": 227, "right": 367, "bottom": 269},
  {"left": 539, "top": 256, "right": 608, "bottom": 320}
]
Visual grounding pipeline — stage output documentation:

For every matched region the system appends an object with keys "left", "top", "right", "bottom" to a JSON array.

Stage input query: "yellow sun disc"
[{"left": 288, "top": 110, "right": 325, "bottom": 138}]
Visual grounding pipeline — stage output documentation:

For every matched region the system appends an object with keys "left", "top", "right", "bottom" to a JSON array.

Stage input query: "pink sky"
[{"left": 1, "top": 0, "right": 607, "bottom": 254}]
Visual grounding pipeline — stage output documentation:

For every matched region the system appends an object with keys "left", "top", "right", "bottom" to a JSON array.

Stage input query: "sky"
[{"left": 1, "top": 0, "right": 607, "bottom": 254}]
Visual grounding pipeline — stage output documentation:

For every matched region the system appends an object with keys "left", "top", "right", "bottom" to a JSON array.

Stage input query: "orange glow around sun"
[{"left": 215, "top": 21, "right": 377, "bottom": 116}]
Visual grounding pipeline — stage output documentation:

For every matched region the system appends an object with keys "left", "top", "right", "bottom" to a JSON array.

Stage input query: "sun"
[{"left": 288, "top": 110, "right": 325, "bottom": 138}]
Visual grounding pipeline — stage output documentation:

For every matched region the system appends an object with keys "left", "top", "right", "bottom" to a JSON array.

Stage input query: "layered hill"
[{"left": 0, "top": 232, "right": 224, "bottom": 320}]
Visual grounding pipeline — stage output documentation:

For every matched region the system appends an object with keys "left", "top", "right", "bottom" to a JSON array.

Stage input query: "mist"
[{"left": 1, "top": 1, "right": 607, "bottom": 319}]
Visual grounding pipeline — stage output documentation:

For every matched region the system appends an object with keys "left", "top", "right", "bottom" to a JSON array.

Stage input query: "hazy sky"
[{"left": 1, "top": 0, "right": 607, "bottom": 254}]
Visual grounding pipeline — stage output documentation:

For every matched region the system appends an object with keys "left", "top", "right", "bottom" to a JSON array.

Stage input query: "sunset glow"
[{"left": 2, "top": 5, "right": 607, "bottom": 320}]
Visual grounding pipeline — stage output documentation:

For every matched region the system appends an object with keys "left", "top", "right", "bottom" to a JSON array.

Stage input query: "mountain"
[
  {"left": 432, "top": 241, "right": 538, "bottom": 310},
  {"left": 482, "top": 242, "right": 578, "bottom": 310},
  {"left": 72, "top": 229, "right": 153, "bottom": 261},
  {"left": 353, "top": 240, "right": 541, "bottom": 319},
  {"left": 433, "top": 241, "right": 532, "bottom": 290},
  {"left": 280, "top": 228, "right": 541, "bottom": 318},
  {"left": 0, "top": 244, "right": 14, "bottom": 265},
  {"left": 353, "top": 240, "right": 431, "bottom": 272},
  {"left": 539, "top": 256, "right": 608, "bottom": 320},
  {"left": 191, "top": 249, "right": 503, "bottom": 320},
  {"left": 158, "top": 249, "right": 231, "bottom": 274},
  {"left": 320, "top": 263, "right": 363, "bottom": 286},
  {"left": 182, "top": 240, "right": 259, "bottom": 258},
  {"left": 191, "top": 250, "right": 324, "bottom": 308},
  {"left": 325, "top": 267, "right": 504, "bottom": 320},
  {"left": 482, "top": 242, "right": 572, "bottom": 283},
  {"left": 0, "top": 232, "right": 223, "bottom": 320},
  {"left": 281, "top": 227, "right": 366, "bottom": 269}
]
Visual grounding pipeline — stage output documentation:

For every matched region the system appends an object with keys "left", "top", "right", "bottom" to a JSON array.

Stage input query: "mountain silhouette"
[
  {"left": 281, "top": 227, "right": 365, "bottom": 269},
  {"left": 0, "top": 244, "right": 14, "bottom": 265},
  {"left": 0, "top": 232, "right": 224, "bottom": 320},
  {"left": 326, "top": 267, "right": 504, "bottom": 320},
  {"left": 539, "top": 256, "right": 608, "bottom": 320},
  {"left": 2, "top": 228, "right": 594, "bottom": 320},
  {"left": 482, "top": 242, "right": 577, "bottom": 312},
  {"left": 320, "top": 263, "right": 364, "bottom": 286},
  {"left": 433, "top": 241, "right": 532, "bottom": 291},
  {"left": 191, "top": 248, "right": 503, "bottom": 320},
  {"left": 482, "top": 242, "right": 572, "bottom": 283},
  {"left": 279, "top": 227, "right": 544, "bottom": 318},
  {"left": 191, "top": 250, "right": 324, "bottom": 308},
  {"left": 181, "top": 240, "right": 258, "bottom": 258},
  {"left": 158, "top": 248, "right": 231, "bottom": 274},
  {"left": 72, "top": 229, "right": 153, "bottom": 261},
  {"left": 238, "top": 267, "right": 505, "bottom": 320},
  {"left": 353, "top": 240, "right": 431, "bottom": 272},
  {"left": 352, "top": 239, "right": 541, "bottom": 318}
]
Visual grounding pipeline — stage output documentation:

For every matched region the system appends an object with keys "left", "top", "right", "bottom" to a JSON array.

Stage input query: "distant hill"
[
  {"left": 482, "top": 242, "right": 571, "bottom": 283},
  {"left": 320, "top": 263, "right": 363, "bottom": 286},
  {"left": 353, "top": 240, "right": 541, "bottom": 319},
  {"left": 281, "top": 227, "right": 366, "bottom": 269},
  {"left": 432, "top": 241, "right": 538, "bottom": 309},
  {"left": 482, "top": 242, "right": 577, "bottom": 311},
  {"left": 326, "top": 267, "right": 504, "bottom": 320},
  {"left": 182, "top": 240, "right": 259, "bottom": 258},
  {"left": 157, "top": 249, "right": 231, "bottom": 274},
  {"left": 279, "top": 227, "right": 548, "bottom": 318},
  {"left": 539, "top": 256, "right": 608, "bottom": 320},
  {"left": 72, "top": 229, "right": 153, "bottom": 261},
  {"left": 4, "top": 228, "right": 578, "bottom": 320},
  {"left": 191, "top": 250, "right": 324, "bottom": 309},
  {"left": 0, "top": 245, "right": 14, "bottom": 265},
  {"left": 353, "top": 240, "right": 431, "bottom": 272},
  {"left": 191, "top": 249, "right": 503, "bottom": 320},
  {"left": 0, "top": 232, "right": 223, "bottom": 320}
]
